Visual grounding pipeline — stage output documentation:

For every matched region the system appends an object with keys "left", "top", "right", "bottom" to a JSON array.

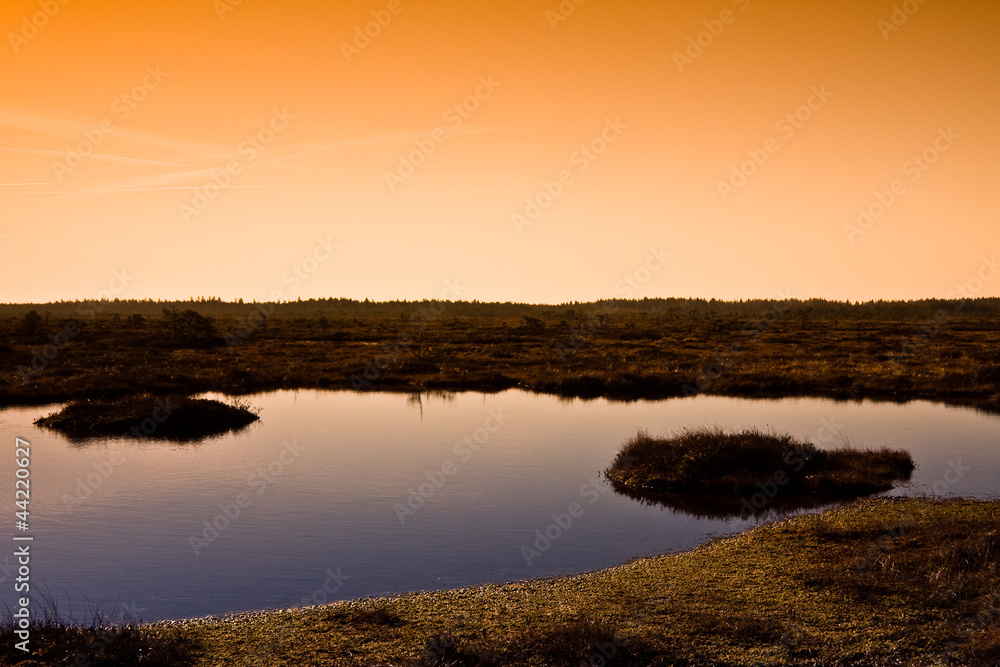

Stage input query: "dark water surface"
[{"left": 1, "top": 390, "right": 996, "bottom": 620}]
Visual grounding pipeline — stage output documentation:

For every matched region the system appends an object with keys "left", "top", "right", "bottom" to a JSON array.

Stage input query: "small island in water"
[
  {"left": 605, "top": 427, "right": 915, "bottom": 517},
  {"left": 34, "top": 393, "right": 260, "bottom": 442}
]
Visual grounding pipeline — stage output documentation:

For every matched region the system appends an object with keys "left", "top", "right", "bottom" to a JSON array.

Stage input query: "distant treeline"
[{"left": 0, "top": 296, "right": 998, "bottom": 323}]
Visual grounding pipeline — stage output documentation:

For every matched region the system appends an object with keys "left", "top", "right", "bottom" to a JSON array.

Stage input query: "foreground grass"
[
  {"left": 605, "top": 428, "right": 914, "bottom": 517},
  {"left": 33, "top": 393, "right": 260, "bottom": 441},
  {"left": 0, "top": 622, "right": 195, "bottom": 667},
  {"left": 6, "top": 498, "right": 995, "bottom": 666}
]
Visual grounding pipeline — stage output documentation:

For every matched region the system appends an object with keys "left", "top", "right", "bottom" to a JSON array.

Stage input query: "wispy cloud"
[
  {"left": 0, "top": 105, "right": 514, "bottom": 198},
  {"left": 0, "top": 107, "right": 231, "bottom": 158},
  {"left": 0, "top": 145, "right": 188, "bottom": 170}
]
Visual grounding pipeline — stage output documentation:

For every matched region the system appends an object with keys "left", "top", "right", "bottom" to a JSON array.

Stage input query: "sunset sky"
[{"left": 1, "top": 0, "right": 997, "bottom": 304}]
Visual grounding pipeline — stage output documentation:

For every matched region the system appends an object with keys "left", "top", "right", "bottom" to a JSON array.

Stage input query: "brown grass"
[
  {"left": 33, "top": 393, "right": 260, "bottom": 441},
  {"left": 1, "top": 309, "right": 999, "bottom": 414},
  {"left": 605, "top": 427, "right": 913, "bottom": 500}
]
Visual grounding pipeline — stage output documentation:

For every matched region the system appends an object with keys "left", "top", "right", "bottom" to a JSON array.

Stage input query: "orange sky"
[{"left": 1, "top": 0, "right": 997, "bottom": 304}]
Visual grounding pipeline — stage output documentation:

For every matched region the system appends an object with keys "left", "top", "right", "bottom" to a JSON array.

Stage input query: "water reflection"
[
  {"left": 406, "top": 390, "right": 458, "bottom": 421},
  {"left": 0, "top": 390, "right": 995, "bottom": 620},
  {"left": 607, "top": 480, "right": 862, "bottom": 520}
]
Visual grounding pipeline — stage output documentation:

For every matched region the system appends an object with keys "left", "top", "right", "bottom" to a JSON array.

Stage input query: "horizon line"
[{"left": 2, "top": 296, "right": 998, "bottom": 308}]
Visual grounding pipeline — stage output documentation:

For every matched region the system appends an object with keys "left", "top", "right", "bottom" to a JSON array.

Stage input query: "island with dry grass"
[
  {"left": 34, "top": 393, "right": 260, "bottom": 442},
  {"left": 605, "top": 427, "right": 915, "bottom": 517}
]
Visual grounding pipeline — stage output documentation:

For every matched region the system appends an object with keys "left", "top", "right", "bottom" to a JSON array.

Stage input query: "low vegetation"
[
  {"left": 33, "top": 393, "right": 260, "bottom": 441},
  {"left": 605, "top": 427, "right": 914, "bottom": 517},
  {"left": 0, "top": 595, "right": 196, "bottom": 667},
  {"left": 1, "top": 299, "right": 997, "bottom": 664},
  {"left": 4, "top": 498, "right": 996, "bottom": 666},
  {"left": 1, "top": 298, "right": 999, "bottom": 413}
]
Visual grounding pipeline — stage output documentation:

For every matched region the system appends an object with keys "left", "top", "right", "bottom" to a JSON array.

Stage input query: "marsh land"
[
  {"left": 1, "top": 297, "right": 998, "bottom": 665},
  {"left": 1, "top": 297, "right": 998, "bottom": 412}
]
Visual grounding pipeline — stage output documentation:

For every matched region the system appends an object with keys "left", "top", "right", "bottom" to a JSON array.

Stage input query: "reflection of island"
[
  {"left": 605, "top": 427, "right": 914, "bottom": 519},
  {"left": 606, "top": 482, "right": 859, "bottom": 520},
  {"left": 35, "top": 393, "right": 260, "bottom": 443}
]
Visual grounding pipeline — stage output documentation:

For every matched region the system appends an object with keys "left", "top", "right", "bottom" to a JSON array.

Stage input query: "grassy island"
[
  {"left": 34, "top": 393, "right": 260, "bottom": 441},
  {"left": 605, "top": 428, "right": 915, "bottom": 517}
]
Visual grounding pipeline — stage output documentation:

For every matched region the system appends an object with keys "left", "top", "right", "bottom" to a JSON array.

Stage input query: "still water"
[{"left": 0, "top": 390, "right": 997, "bottom": 621}]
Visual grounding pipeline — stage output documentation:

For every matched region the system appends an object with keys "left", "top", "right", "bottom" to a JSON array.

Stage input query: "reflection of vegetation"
[
  {"left": 607, "top": 482, "right": 850, "bottom": 520},
  {"left": 34, "top": 393, "right": 260, "bottom": 442},
  {"left": 606, "top": 427, "right": 913, "bottom": 518},
  {"left": 1, "top": 298, "right": 999, "bottom": 413},
  {"left": 405, "top": 390, "right": 457, "bottom": 419},
  {"left": 51, "top": 498, "right": 998, "bottom": 666}
]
